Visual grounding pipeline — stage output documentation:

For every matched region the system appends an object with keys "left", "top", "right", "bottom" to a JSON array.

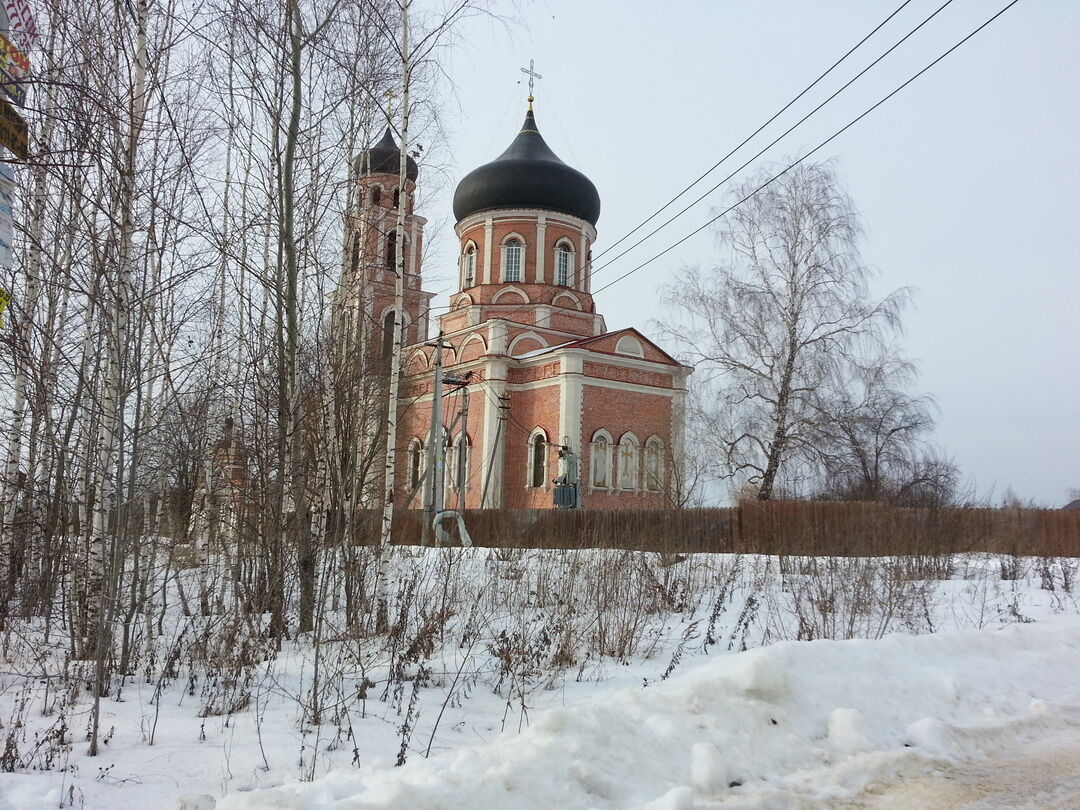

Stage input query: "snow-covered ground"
[
  {"left": 216, "top": 618, "right": 1080, "bottom": 810},
  {"left": 1, "top": 549, "right": 1077, "bottom": 810}
]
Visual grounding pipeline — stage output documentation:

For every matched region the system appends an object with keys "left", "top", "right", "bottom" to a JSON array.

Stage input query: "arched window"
[
  {"left": 556, "top": 244, "right": 573, "bottom": 286},
  {"left": 386, "top": 230, "right": 398, "bottom": 271},
  {"left": 645, "top": 438, "right": 664, "bottom": 492},
  {"left": 350, "top": 230, "right": 361, "bottom": 275},
  {"left": 503, "top": 239, "right": 522, "bottom": 283},
  {"left": 463, "top": 246, "right": 476, "bottom": 288},
  {"left": 409, "top": 439, "right": 424, "bottom": 490},
  {"left": 615, "top": 335, "right": 645, "bottom": 357},
  {"left": 617, "top": 433, "right": 639, "bottom": 490},
  {"left": 529, "top": 431, "right": 547, "bottom": 488},
  {"left": 382, "top": 310, "right": 396, "bottom": 360},
  {"left": 370, "top": 187, "right": 381, "bottom": 205},
  {"left": 590, "top": 430, "right": 612, "bottom": 489},
  {"left": 392, "top": 187, "right": 401, "bottom": 208}
]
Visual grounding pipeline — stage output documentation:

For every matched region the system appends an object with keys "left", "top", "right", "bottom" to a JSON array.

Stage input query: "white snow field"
[{"left": 1, "top": 549, "right": 1078, "bottom": 809}]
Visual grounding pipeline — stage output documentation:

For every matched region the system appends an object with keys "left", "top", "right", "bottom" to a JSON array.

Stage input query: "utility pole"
[
  {"left": 456, "top": 387, "right": 469, "bottom": 511},
  {"left": 480, "top": 395, "right": 510, "bottom": 507},
  {"left": 421, "top": 333, "right": 452, "bottom": 545}
]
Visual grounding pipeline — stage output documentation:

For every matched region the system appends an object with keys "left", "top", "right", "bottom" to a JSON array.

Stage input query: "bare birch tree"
[{"left": 659, "top": 161, "right": 910, "bottom": 501}]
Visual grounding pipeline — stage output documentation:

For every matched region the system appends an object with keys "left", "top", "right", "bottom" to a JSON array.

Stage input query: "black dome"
[
  {"left": 356, "top": 127, "right": 418, "bottom": 182},
  {"left": 453, "top": 107, "right": 600, "bottom": 226}
]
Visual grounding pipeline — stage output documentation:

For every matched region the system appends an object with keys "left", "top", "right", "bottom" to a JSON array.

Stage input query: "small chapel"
[{"left": 342, "top": 92, "right": 691, "bottom": 510}]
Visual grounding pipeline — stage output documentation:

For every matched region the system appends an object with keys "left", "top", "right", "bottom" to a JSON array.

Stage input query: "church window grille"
[
  {"left": 556, "top": 245, "right": 572, "bottom": 286},
  {"left": 504, "top": 239, "right": 523, "bottom": 283},
  {"left": 529, "top": 431, "right": 546, "bottom": 488}
]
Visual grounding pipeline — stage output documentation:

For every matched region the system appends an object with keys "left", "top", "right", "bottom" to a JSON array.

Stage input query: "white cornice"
[{"left": 455, "top": 208, "right": 597, "bottom": 242}]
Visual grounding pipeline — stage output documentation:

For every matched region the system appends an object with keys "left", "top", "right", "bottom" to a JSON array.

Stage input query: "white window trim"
[
  {"left": 526, "top": 428, "right": 549, "bottom": 489},
  {"left": 408, "top": 438, "right": 424, "bottom": 490},
  {"left": 507, "top": 331, "right": 549, "bottom": 357},
  {"left": 462, "top": 243, "right": 478, "bottom": 289},
  {"left": 645, "top": 437, "right": 664, "bottom": 492},
  {"left": 615, "top": 334, "right": 646, "bottom": 358},
  {"left": 617, "top": 432, "right": 640, "bottom": 492},
  {"left": 589, "top": 429, "right": 613, "bottom": 490},
  {"left": 501, "top": 235, "right": 527, "bottom": 283},
  {"left": 554, "top": 240, "right": 574, "bottom": 287},
  {"left": 551, "top": 290, "right": 582, "bottom": 310}
]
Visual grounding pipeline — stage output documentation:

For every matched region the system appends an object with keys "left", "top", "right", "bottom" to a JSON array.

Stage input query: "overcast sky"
[{"left": 411, "top": 0, "right": 1079, "bottom": 506}]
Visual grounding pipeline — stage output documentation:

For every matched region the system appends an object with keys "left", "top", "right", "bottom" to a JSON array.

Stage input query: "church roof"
[
  {"left": 356, "top": 127, "right": 418, "bottom": 182},
  {"left": 452, "top": 105, "right": 600, "bottom": 226},
  {"left": 513, "top": 328, "right": 689, "bottom": 368}
]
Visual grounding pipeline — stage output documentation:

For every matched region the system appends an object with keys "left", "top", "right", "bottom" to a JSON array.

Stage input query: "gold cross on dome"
[{"left": 520, "top": 59, "right": 542, "bottom": 102}]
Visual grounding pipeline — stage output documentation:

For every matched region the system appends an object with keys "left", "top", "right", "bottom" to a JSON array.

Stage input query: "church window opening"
[
  {"left": 463, "top": 246, "right": 476, "bottom": 288},
  {"left": 591, "top": 430, "right": 612, "bottom": 488},
  {"left": 504, "top": 239, "right": 523, "bottom": 283},
  {"left": 645, "top": 438, "right": 663, "bottom": 491},
  {"left": 350, "top": 231, "right": 361, "bottom": 275},
  {"left": 371, "top": 187, "right": 381, "bottom": 205},
  {"left": 392, "top": 187, "right": 401, "bottom": 208},
  {"left": 409, "top": 439, "right": 423, "bottom": 490},
  {"left": 529, "top": 431, "right": 546, "bottom": 488},
  {"left": 615, "top": 335, "right": 645, "bottom": 357},
  {"left": 386, "top": 230, "right": 398, "bottom": 271},
  {"left": 382, "top": 310, "right": 396, "bottom": 360},
  {"left": 556, "top": 245, "right": 572, "bottom": 286},
  {"left": 618, "top": 433, "right": 639, "bottom": 490}
]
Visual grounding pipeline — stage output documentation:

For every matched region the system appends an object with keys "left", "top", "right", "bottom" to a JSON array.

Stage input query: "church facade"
[{"left": 345, "top": 100, "right": 691, "bottom": 510}]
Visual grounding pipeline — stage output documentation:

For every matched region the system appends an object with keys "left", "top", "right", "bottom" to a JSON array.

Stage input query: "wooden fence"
[{"left": 356, "top": 503, "right": 1080, "bottom": 557}]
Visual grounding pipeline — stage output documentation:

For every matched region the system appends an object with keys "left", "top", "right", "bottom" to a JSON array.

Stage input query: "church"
[{"left": 343, "top": 94, "right": 691, "bottom": 510}]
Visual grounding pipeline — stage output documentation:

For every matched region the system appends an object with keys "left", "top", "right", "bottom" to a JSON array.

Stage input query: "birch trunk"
[
  {"left": 374, "top": 0, "right": 410, "bottom": 633},
  {"left": 88, "top": 0, "right": 149, "bottom": 756}
]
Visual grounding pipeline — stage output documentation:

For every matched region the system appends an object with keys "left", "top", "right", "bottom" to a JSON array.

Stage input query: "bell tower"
[{"left": 338, "top": 127, "right": 433, "bottom": 362}]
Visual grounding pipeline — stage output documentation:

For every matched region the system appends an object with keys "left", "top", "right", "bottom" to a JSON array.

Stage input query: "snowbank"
[{"left": 218, "top": 617, "right": 1080, "bottom": 809}]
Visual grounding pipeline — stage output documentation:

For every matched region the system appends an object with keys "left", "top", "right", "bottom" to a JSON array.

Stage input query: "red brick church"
[{"left": 342, "top": 98, "right": 691, "bottom": 510}]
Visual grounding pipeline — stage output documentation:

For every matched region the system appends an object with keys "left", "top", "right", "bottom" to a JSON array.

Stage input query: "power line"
[
  {"left": 589, "top": 0, "right": 1022, "bottom": 298},
  {"left": 421, "top": 0, "right": 939, "bottom": 314},
  {"left": 588, "top": 0, "right": 917, "bottom": 267},
  {"left": 583, "top": 0, "right": 958, "bottom": 288}
]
